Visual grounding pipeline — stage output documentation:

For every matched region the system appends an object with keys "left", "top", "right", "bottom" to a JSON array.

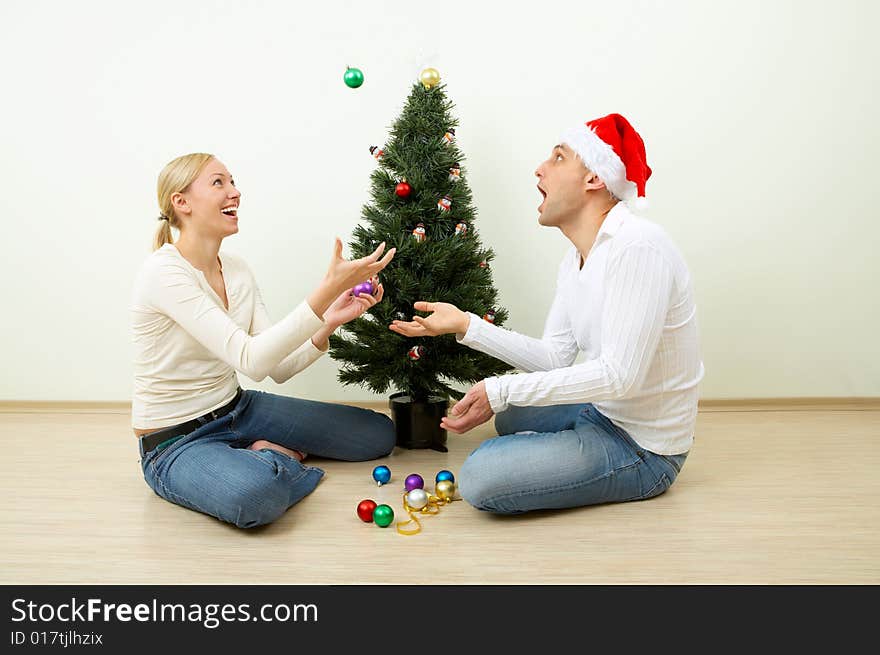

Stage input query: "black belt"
[{"left": 140, "top": 387, "right": 243, "bottom": 454}]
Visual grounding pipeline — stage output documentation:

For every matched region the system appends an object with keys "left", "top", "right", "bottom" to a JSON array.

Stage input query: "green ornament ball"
[
  {"left": 343, "top": 67, "right": 364, "bottom": 88},
  {"left": 372, "top": 504, "right": 394, "bottom": 528}
]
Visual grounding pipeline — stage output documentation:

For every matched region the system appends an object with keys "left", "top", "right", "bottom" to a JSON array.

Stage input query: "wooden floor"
[{"left": 1, "top": 405, "right": 878, "bottom": 584}]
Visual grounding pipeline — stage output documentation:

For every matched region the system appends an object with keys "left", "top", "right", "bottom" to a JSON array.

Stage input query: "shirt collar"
[
  {"left": 578, "top": 202, "right": 629, "bottom": 264},
  {"left": 596, "top": 201, "right": 628, "bottom": 240}
]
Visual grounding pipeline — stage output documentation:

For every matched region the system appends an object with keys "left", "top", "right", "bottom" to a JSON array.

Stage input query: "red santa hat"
[{"left": 560, "top": 113, "right": 651, "bottom": 209}]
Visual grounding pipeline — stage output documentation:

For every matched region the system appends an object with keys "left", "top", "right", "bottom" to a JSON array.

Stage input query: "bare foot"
[{"left": 248, "top": 439, "right": 307, "bottom": 462}]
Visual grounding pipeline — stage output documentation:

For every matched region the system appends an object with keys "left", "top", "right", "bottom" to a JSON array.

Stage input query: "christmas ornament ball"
[
  {"left": 406, "top": 488, "right": 429, "bottom": 510},
  {"left": 373, "top": 504, "right": 395, "bottom": 528},
  {"left": 352, "top": 280, "right": 374, "bottom": 297},
  {"left": 357, "top": 499, "right": 377, "bottom": 522},
  {"left": 372, "top": 465, "right": 391, "bottom": 485},
  {"left": 395, "top": 180, "right": 412, "bottom": 198},
  {"left": 420, "top": 67, "right": 441, "bottom": 89},
  {"left": 436, "top": 470, "right": 455, "bottom": 484},
  {"left": 435, "top": 479, "right": 456, "bottom": 501},
  {"left": 343, "top": 67, "right": 364, "bottom": 88},
  {"left": 404, "top": 473, "right": 424, "bottom": 491}
]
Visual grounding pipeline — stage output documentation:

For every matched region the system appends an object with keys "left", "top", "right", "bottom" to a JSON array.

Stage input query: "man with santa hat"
[{"left": 390, "top": 113, "right": 703, "bottom": 514}]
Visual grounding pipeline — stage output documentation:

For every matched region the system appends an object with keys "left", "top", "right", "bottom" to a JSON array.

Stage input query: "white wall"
[{"left": 1, "top": 0, "right": 877, "bottom": 402}]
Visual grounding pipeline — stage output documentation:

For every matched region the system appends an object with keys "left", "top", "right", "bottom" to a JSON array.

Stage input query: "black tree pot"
[{"left": 389, "top": 392, "right": 449, "bottom": 452}]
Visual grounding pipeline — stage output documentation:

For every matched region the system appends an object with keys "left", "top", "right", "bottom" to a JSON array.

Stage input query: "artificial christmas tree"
[{"left": 329, "top": 72, "right": 512, "bottom": 451}]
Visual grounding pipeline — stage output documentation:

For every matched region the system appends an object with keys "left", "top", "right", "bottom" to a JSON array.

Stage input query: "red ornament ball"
[
  {"left": 395, "top": 181, "right": 412, "bottom": 198},
  {"left": 357, "top": 499, "right": 378, "bottom": 522}
]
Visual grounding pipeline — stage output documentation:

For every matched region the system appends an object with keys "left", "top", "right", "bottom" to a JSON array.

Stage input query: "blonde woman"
[{"left": 132, "top": 153, "right": 396, "bottom": 528}]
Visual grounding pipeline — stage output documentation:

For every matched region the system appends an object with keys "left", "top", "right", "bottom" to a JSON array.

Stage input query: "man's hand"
[
  {"left": 389, "top": 301, "right": 470, "bottom": 338},
  {"left": 441, "top": 380, "right": 494, "bottom": 434}
]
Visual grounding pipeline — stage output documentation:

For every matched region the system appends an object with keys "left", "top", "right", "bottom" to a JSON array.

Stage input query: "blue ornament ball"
[
  {"left": 436, "top": 469, "right": 455, "bottom": 484},
  {"left": 372, "top": 465, "right": 391, "bottom": 486}
]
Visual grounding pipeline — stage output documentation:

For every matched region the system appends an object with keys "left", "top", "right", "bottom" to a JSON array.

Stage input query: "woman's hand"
[
  {"left": 389, "top": 301, "right": 470, "bottom": 338},
  {"left": 325, "top": 279, "right": 384, "bottom": 328},
  {"left": 311, "top": 279, "right": 384, "bottom": 351},
  {"left": 325, "top": 239, "right": 395, "bottom": 293},
  {"left": 308, "top": 239, "right": 395, "bottom": 319}
]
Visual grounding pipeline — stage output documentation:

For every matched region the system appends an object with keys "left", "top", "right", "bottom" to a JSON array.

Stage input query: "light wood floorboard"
[{"left": 1, "top": 407, "right": 877, "bottom": 584}]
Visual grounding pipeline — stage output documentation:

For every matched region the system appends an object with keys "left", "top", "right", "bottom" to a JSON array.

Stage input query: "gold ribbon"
[{"left": 395, "top": 491, "right": 461, "bottom": 536}]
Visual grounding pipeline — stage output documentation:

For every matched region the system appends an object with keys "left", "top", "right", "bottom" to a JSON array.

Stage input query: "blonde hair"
[{"left": 154, "top": 153, "right": 215, "bottom": 250}]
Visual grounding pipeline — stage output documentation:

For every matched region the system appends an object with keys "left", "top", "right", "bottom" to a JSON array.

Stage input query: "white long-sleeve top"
[
  {"left": 458, "top": 203, "right": 704, "bottom": 455},
  {"left": 131, "top": 244, "right": 326, "bottom": 429}
]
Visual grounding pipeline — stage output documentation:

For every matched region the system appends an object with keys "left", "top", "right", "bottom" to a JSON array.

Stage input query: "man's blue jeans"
[
  {"left": 138, "top": 390, "right": 395, "bottom": 528},
  {"left": 459, "top": 403, "right": 688, "bottom": 514}
]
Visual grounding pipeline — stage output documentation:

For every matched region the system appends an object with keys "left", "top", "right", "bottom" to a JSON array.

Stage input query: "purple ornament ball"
[
  {"left": 352, "top": 281, "right": 374, "bottom": 297},
  {"left": 404, "top": 473, "right": 424, "bottom": 492}
]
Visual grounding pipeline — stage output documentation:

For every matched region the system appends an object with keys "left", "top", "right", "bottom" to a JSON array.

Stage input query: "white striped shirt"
[{"left": 458, "top": 202, "right": 704, "bottom": 455}]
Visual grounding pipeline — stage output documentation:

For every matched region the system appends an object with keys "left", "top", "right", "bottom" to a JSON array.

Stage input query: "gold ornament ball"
[
  {"left": 435, "top": 479, "right": 456, "bottom": 501},
  {"left": 420, "top": 67, "right": 441, "bottom": 89}
]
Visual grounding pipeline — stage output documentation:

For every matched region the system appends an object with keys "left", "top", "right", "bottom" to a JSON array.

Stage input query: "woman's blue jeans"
[
  {"left": 459, "top": 403, "right": 688, "bottom": 514},
  {"left": 138, "top": 390, "right": 395, "bottom": 528}
]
